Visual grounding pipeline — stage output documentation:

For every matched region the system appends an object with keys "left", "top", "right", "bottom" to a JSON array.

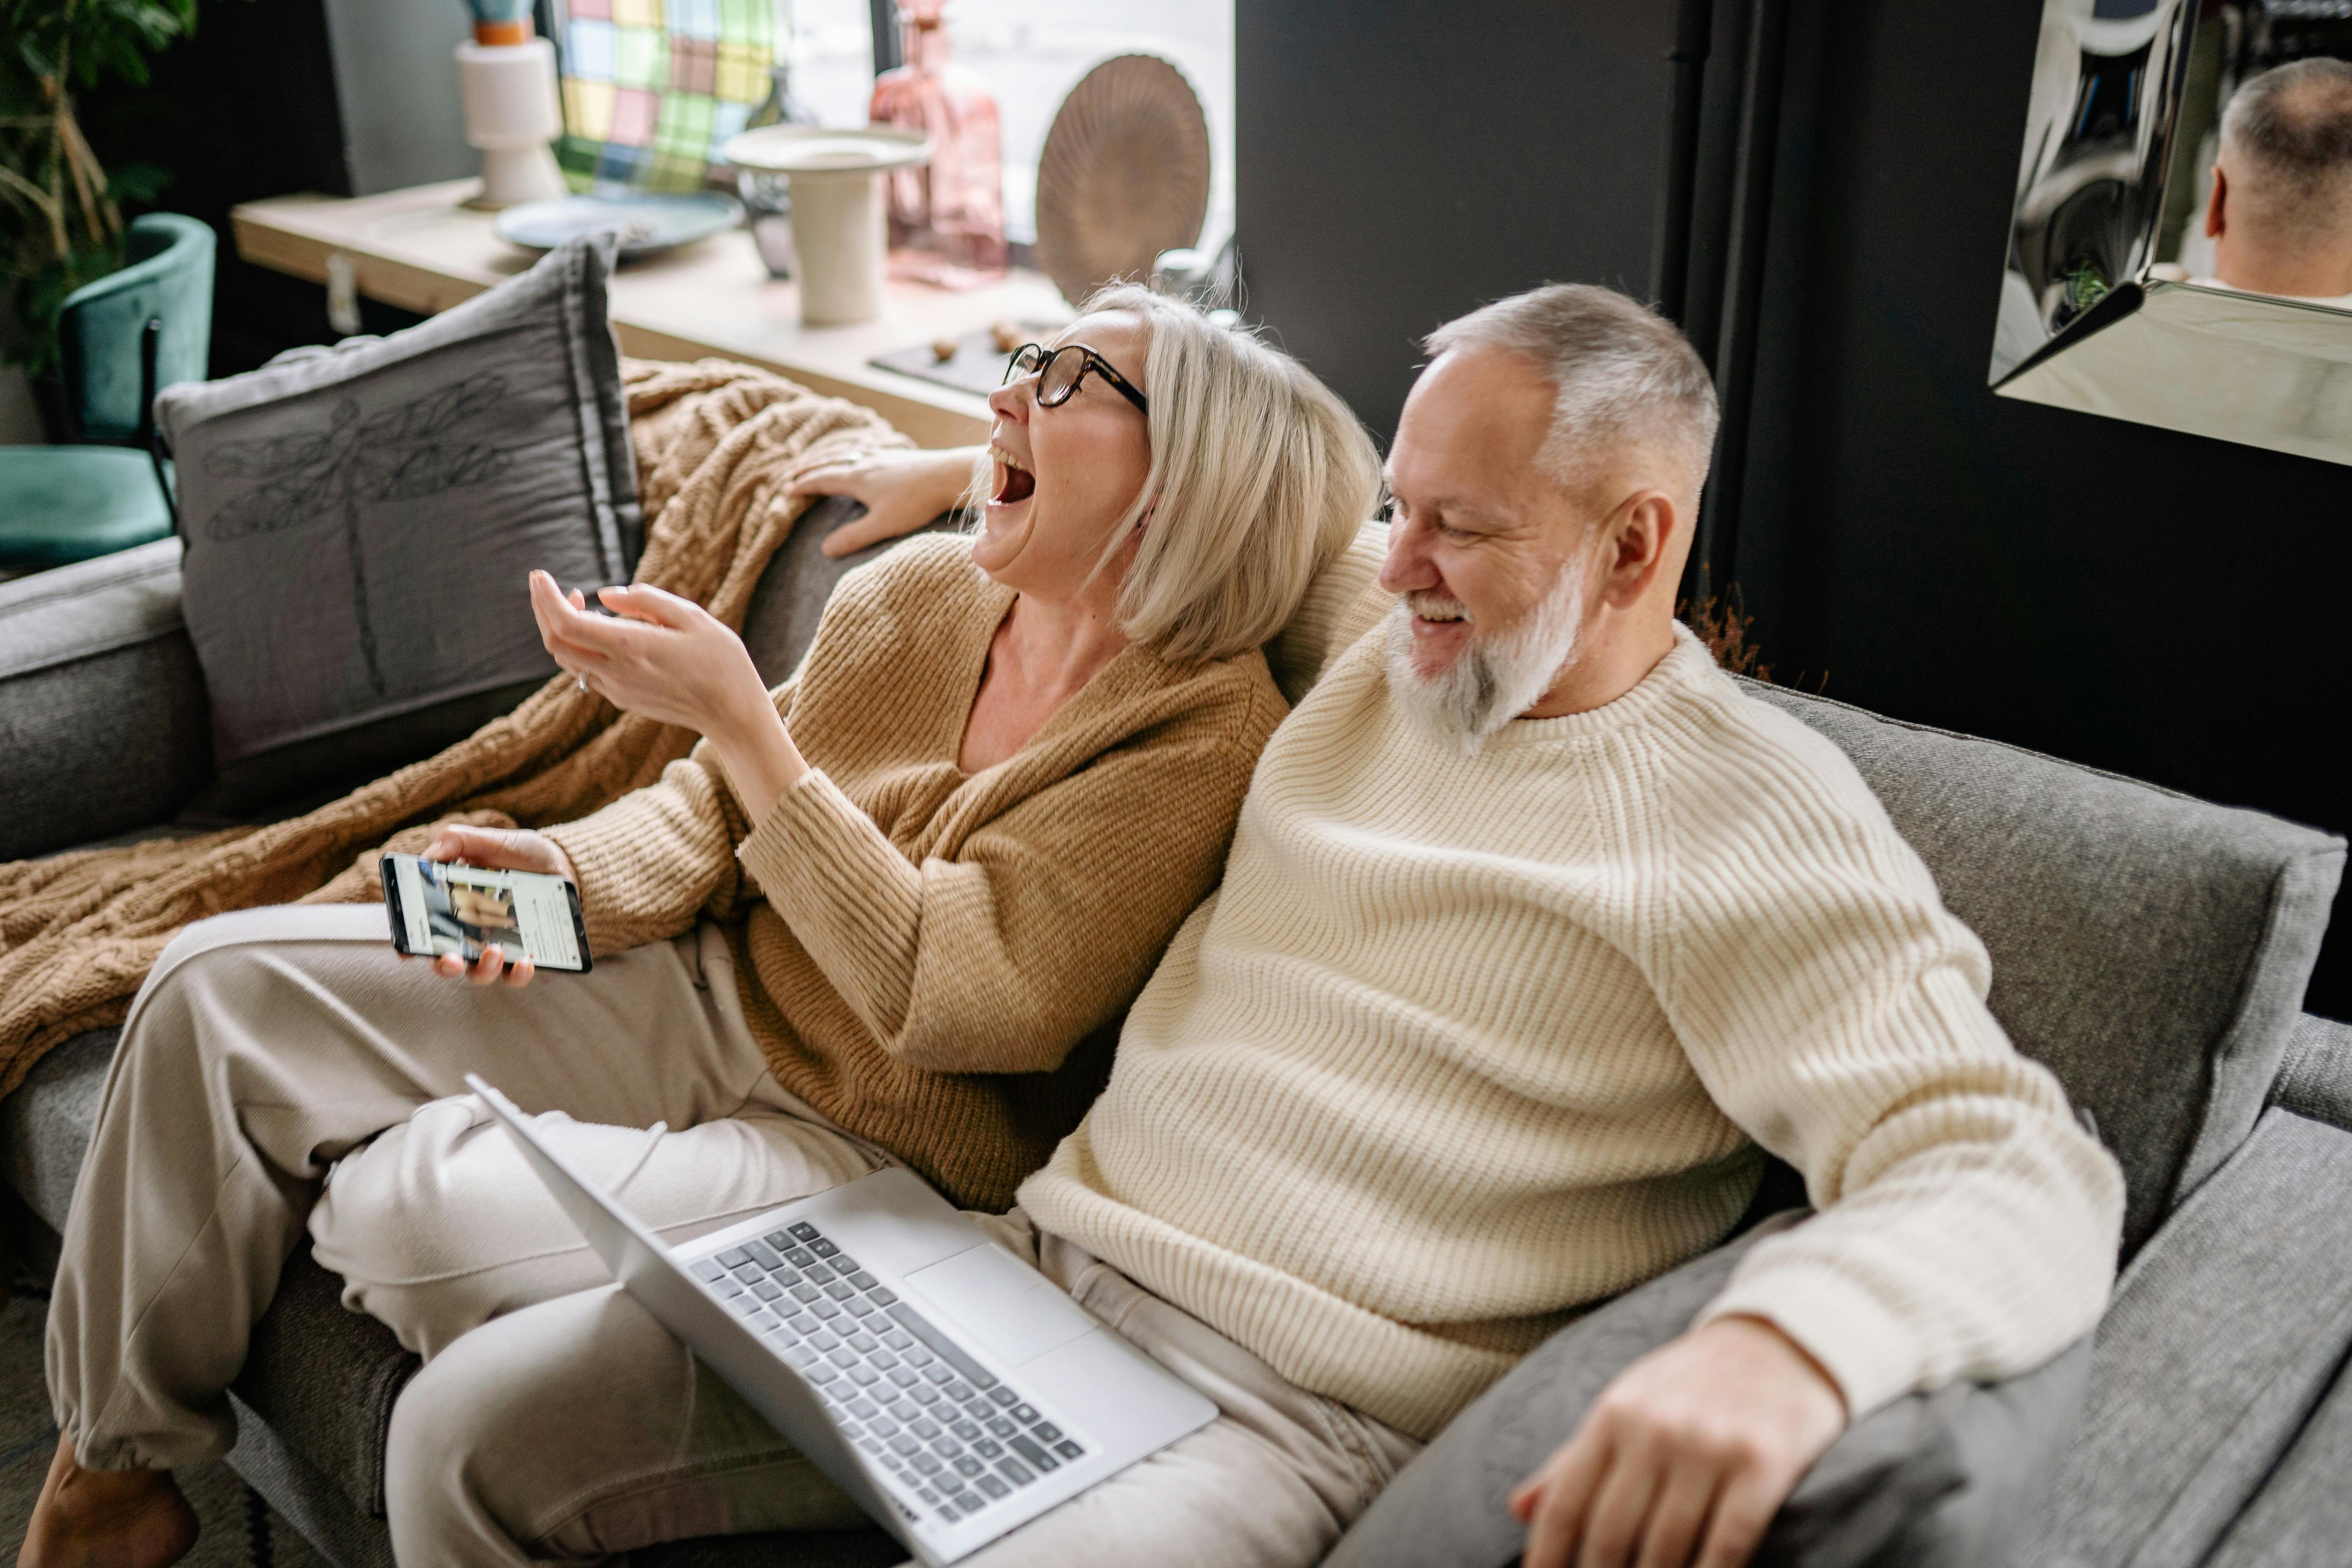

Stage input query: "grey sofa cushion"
[
  {"left": 2009, "top": 1108, "right": 2352, "bottom": 1568},
  {"left": 1, "top": 1027, "right": 119, "bottom": 1234},
  {"left": 0, "top": 540, "right": 212, "bottom": 860},
  {"left": 1325, "top": 1213, "right": 2093, "bottom": 1568},
  {"left": 235, "top": 1245, "right": 419, "bottom": 1520},
  {"left": 2197, "top": 1318, "right": 2352, "bottom": 1568},
  {"left": 158, "top": 234, "right": 641, "bottom": 772},
  {"left": 1743, "top": 681, "right": 2346, "bottom": 1252},
  {"left": 225, "top": 1388, "right": 397, "bottom": 1568}
]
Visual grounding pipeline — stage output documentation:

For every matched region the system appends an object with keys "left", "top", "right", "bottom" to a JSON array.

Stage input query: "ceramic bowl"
[{"left": 494, "top": 193, "right": 741, "bottom": 259}]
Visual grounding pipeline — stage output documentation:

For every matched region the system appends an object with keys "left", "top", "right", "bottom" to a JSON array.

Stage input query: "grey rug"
[{"left": 1, "top": 1288, "right": 324, "bottom": 1567}]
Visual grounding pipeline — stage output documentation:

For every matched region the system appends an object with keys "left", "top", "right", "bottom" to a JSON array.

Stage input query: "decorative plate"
[
  {"left": 1034, "top": 55, "right": 1211, "bottom": 307},
  {"left": 494, "top": 193, "right": 740, "bottom": 260}
]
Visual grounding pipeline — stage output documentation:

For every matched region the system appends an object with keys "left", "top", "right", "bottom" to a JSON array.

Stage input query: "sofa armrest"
[
  {"left": 0, "top": 540, "right": 212, "bottom": 860},
  {"left": 2269, "top": 1013, "right": 2352, "bottom": 1134}
]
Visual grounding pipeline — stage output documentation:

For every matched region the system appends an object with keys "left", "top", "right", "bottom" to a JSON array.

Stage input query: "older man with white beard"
[
  {"left": 1020, "top": 285, "right": 2118, "bottom": 1568},
  {"left": 396, "top": 285, "right": 2123, "bottom": 1568},
  {"left": 1020, "top": 282, "right": 2119, "bottom": 1568}
]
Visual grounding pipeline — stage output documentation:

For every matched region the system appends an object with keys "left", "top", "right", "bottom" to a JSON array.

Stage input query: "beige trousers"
[
  {"left": 47, "top": 903, "right": 877, "bottom": 1470},
  {"left": 385, "top": 1215, "right": 1423, "bottom": 1568},
  {"left": 51, "top": 903, "right": 1421, "bottom": 1566}
]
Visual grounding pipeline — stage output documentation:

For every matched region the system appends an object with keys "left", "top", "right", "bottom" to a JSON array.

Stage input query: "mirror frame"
[{"left": 1991, "top": 0, "right": 2352, "bottom": 466}]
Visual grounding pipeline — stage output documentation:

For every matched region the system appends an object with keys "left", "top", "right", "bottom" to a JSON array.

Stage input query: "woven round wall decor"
[{"left": 1033, "top": 54, "right": 1212, "bottom": 307}]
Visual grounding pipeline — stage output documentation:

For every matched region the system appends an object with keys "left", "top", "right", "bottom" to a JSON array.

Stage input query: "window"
[
  {"left": 786, "top": 0, "right": 1234, "bottom": 257},
  {"left": 551, "top": 0, "right": 784, "bottom": 190}
]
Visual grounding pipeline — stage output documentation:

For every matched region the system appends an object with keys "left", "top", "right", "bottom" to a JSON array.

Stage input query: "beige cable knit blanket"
[{"left": 0, "top": 358, "right": 906, "bottom": 1102}]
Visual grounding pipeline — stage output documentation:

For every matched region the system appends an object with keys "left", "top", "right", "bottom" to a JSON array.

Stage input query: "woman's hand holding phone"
[{"left": 412, "top": 823, "right": 578, "bottom": 989}]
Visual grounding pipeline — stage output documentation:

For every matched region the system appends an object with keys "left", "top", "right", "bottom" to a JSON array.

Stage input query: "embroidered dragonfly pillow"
[{"left": 156, "top": 234, "right": 640, "bottom": 777}]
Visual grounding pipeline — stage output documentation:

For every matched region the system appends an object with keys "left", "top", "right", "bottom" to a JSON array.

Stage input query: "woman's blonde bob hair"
[{"left": 1007, "top": 284, "right": 1380, "bottom": 665}]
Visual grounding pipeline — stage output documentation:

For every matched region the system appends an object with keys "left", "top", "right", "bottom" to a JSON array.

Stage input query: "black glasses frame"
[{"left": 1002, "top": 343, "right": 1151, "bottom": 416}]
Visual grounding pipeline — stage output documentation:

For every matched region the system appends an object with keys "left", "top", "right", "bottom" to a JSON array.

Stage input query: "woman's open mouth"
[{"left": 991, "top": 446, "right": 1036, "bottom": 505}]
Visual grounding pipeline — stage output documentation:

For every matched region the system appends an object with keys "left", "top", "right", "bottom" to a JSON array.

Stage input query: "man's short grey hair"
[
  {"left": 2223, "top": 58, "right": 2352, "bottom": 232},
  {"left": 1423, "top": 283, "right": 1719, "bottom": 496}
]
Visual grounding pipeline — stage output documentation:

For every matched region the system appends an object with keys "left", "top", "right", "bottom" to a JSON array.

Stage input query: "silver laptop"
[{"left": 465, "top": 1075, "right": 1217, "bottom": 1565}]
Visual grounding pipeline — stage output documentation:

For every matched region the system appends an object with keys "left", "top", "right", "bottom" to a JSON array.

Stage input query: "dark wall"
[
  {"left": 1238, "top": 0, "right": 2351, "bottom": 1016},
  {"left": 85, "top": 0, "right": 429, "bottom": 377},
  {"left": 1732, "top": 0, "right": 2352, "bottom": 1014},
  {"left": 1235, "top": 1, "right": 1677, "bottom": 439}
]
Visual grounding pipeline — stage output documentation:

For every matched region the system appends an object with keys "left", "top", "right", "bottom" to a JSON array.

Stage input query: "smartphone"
[{"left": 380, "top": 853, "right": 592, "bottom": 974}]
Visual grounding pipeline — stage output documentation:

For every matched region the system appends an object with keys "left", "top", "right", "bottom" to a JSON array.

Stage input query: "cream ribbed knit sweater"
[
  {"left": 1020, "top": 615, "right": 2125, "bottom": 1439},
  {"left": 546, "top": 535, "right": 1287, "bottom": 1211}
]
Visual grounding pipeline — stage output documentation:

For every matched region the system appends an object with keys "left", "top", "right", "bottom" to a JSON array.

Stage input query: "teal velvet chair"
[{"left": 0, "top": 213, "right": 215, "bottom": 568}]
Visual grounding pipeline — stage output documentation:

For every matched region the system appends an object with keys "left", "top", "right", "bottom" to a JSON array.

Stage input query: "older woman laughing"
[{"left": 26, "top": 287, "right": 1379, "bottom": 1568}]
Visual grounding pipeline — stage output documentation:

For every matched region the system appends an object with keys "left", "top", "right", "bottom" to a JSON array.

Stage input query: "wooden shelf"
[{"left": 231, "top": 179, "right": 1073, "bottom": 449}]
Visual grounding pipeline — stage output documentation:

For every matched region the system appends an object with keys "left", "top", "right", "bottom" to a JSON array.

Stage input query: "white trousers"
[
  {"left": 48, "top": 904, "right": 877, "bottom": 1468},
  {"left": 49, "top": 904, "right": 1422, "bottom": 1566}
]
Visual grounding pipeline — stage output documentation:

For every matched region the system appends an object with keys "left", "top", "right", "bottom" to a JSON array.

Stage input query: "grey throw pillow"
[
  {"left": 155, "top": 235, "right": 640, "bottom": 772},
  {"left": 1321, "top": 1212, "right": 2094, "bottom": 1568}
]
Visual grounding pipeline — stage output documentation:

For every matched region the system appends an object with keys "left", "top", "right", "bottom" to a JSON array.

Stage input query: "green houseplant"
[{"left": 0, "top": 0, "right": 203, "bottom": 379}]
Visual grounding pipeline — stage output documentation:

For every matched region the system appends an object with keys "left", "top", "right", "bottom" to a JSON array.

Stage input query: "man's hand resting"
[{"left": 1511, "top": 1314, "right": 1847, "bottom": 1568}]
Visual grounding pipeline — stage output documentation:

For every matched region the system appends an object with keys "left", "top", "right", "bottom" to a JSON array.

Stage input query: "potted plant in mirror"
[{"left": 0, "top": 0, "right": 209, "bottom": 437}]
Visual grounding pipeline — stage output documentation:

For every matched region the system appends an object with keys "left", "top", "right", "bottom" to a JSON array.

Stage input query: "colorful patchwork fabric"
[{"left": 552, "top": 0, "right": 775, "bottom": 191}]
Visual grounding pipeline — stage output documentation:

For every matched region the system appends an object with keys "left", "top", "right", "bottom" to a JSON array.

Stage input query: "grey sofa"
[{"left": 4, "top": 506, "right": 2350, "bottom": 1568}]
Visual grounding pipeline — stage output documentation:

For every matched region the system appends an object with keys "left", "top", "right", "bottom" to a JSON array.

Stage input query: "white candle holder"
[
  {"left": 722, "top": 127, "right": 933, "bottom": 326},
  {"left": 457, "top": 35, "right": 567, "bottom": 211}
]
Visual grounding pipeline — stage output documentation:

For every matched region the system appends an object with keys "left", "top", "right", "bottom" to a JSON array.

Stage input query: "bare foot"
[{"left": 17, "top": 1435, "right": 196, "bottom": 1568}]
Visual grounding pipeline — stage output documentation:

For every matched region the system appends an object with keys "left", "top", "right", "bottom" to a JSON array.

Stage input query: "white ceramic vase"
[
  {"left": 457, "top": 37, "right": 567, "bottom": 210},
  {"left": 721, "top": 127, "right": 932, "bottom": 327}
]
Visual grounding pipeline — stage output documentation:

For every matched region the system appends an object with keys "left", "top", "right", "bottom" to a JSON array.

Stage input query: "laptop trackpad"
[{"left": 902, "top": 1245, "right": 1098, "bottom": 1367}]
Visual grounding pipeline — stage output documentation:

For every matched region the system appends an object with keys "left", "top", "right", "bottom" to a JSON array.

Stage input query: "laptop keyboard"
[{"left": 690, "top": 1218, "right": 1089, "bottom": 1528}]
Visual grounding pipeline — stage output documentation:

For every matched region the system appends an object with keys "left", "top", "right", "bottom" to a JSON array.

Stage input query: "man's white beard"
[{"left": 1383, "top": 560, "right": 1588, "bottom": 753}]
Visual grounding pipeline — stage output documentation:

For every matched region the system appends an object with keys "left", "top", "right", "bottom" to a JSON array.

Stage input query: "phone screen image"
[{"left": 382, "top": 854, "right": 590, "bottom": 973}]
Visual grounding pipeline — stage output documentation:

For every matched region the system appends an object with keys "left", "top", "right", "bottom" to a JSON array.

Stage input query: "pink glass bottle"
[{"left": 868, "top": 0, "right": 1008, "bottom": 287}]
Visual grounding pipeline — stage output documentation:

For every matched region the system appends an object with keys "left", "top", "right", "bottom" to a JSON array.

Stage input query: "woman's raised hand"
[
  {"left": 787, "top": 446, "right": 980, "bottom": 558},
  {"left": 411, "top": 822, "right": 579, "bottom": 988},
  {"left": 529, "top": 571, "right": 775, "bottom": 741},
  {"left": 530, "top": 569, "right": 811, "bottom": 835}
]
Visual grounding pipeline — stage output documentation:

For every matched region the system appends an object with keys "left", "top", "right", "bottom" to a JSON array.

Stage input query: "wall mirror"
[{"left": 1993, "top": 0, "right": 2352, "bottom": 465}]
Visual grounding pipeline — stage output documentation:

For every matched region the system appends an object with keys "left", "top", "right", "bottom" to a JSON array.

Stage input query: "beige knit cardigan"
[{"left": 548, "top": 535, "right": 1289, "bottom": 1211}]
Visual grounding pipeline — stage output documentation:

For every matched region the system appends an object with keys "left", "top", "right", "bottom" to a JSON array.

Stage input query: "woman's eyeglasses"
[{"left": 1002, "top": 343, "right": 1150, "bottom": 416}]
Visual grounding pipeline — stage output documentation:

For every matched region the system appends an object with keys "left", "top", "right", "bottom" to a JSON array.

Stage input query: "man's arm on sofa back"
[{"left": 0, "top": 541, "right": 212, "bottom": 860}]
